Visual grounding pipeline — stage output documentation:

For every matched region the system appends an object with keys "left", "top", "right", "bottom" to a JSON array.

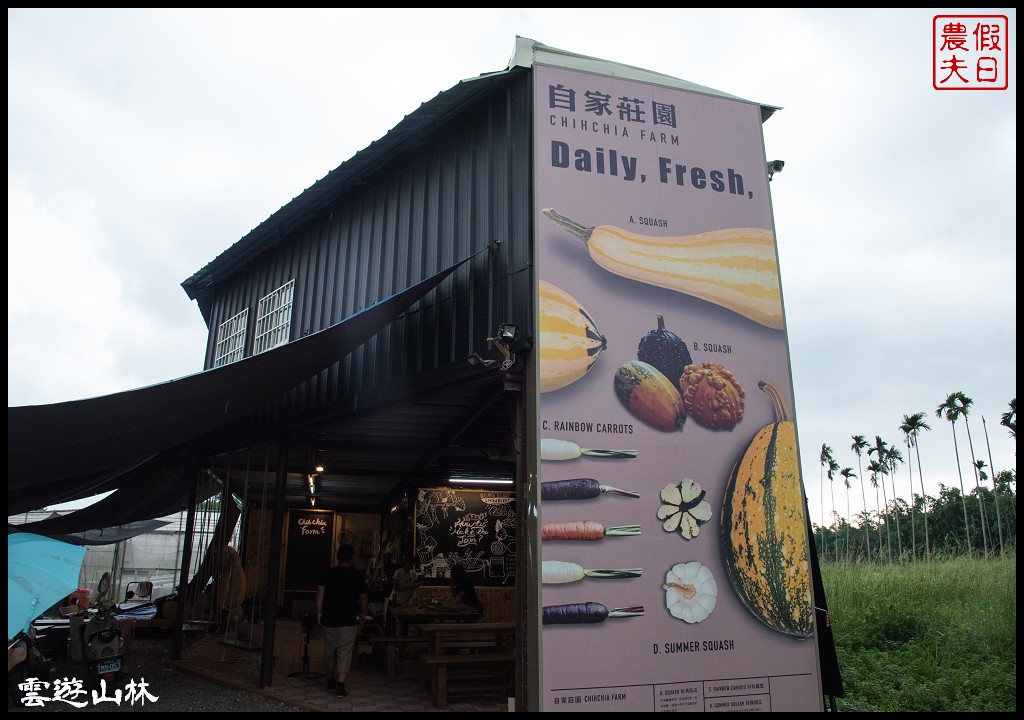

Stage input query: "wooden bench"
[
  {"left": 368, "top": 635, "right": 431, "bottom": 676},
  {"left": 413, "top": 625, "right": 516, "bottom": 686},
  {"left": 414, "top": 631, "right": 511, "bottom": 689},
  {"left": 422, "top": 652, "right": 515, "bottom": 709}
]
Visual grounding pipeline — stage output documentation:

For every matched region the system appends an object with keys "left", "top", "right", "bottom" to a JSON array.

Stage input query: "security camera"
[{"left": 767, "top": 159, "right": 785, "bottom": 181}]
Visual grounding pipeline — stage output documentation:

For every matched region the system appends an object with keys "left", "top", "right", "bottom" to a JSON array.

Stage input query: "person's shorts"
[{"left": 321, "top": 624, "right": 358, "bottom": 674}]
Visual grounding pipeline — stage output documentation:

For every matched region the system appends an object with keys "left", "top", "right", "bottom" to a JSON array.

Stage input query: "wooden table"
[{"left": 388, "top": 604, "right": 483, "bottom": 637}]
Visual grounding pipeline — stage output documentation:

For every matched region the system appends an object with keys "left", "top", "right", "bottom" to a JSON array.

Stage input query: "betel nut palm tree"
[
  {"left": 828, "top": 457, "right": 841, "bottom": 562},
  {"left": 851, "top": 434, "right": 871, "bottom": 562},
  {"left": 866, "top": 457, "right": 888, "bottom": 561},
  {"left": 840, "top": 466, "right": 856, "bottom": 562},
  {"left": 898, "top": 415, "right": 918, "bottom": 560},
  {"left": 867, "top": 436, "right": 893, "bottom": 561},
  {"left": 999, "top": 397, "right": 1015, "bottom": 439},
  {"left": 884, "top": 444, "right": 905, "bottom": 559},
  {"left": 954, "top": 391, "right": 989, "bottom": 553},
  {"left": 900, "top": 411, "right": 931, "bottom": 561},
  {"left": 819, "top": 443, "right": 835, "bottom": 557},
  {"left": 936, "top": 392, "right": 972, "bottom": 554},
  {"left": 980, "top": 415, "right": 1005, "bottom": 554}
]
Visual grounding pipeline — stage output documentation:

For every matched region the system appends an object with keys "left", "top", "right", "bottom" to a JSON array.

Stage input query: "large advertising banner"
[{"left": 534, "top": 63, "right": 823, "bottom": 712}]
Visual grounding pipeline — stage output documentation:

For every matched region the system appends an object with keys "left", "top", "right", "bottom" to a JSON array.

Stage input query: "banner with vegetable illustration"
[{"left": 533, "top": 63, "right": 823, "bottom": 711}]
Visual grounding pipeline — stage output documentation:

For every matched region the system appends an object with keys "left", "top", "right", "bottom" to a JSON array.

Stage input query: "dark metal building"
[
  {"left": 172, "top": 43, "right": 542, "bottom": 703},
  {"left": 175, "top": 57, "right": 536, "bottom": 517},
  {"left": 10, "top": 37, "right": 790, "bottom": 710}
]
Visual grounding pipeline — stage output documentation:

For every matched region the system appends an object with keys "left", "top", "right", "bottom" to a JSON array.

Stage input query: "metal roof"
[
  {"left": 180, "top": 67, "right": 525, "bottom": 315},
  {"left": 180, "top": 37, "right": 779, "bottom": 315}
]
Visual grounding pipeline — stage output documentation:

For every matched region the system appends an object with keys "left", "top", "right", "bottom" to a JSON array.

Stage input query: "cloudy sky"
[{"left": 8, "top": 9, "right": 1016, "bottom": 526}]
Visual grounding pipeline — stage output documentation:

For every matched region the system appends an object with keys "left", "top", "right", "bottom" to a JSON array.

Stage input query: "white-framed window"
[
  {"left": 253, "top": 279, "right": 295, "bottom": 355},
  {"left": 213, "top": 308, "right": 249, "bottom": 367}
]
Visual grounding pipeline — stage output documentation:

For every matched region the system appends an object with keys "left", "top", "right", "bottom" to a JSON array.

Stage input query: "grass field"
[{"left": 820, "top": 553, "right": 1016, "bottom": 712}]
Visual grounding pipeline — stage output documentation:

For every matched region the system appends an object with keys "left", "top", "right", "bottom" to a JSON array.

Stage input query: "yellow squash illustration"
[
  {"left": 539, "top": 279, "right": 607, "bottom": 393},
  {"left": 542, "top": 208, "right": 783, "bottom": 330}
]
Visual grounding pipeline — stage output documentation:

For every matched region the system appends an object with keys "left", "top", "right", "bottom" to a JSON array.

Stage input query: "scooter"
[{"left": 82, "top": 601, "right": 126, "bottom": 690}]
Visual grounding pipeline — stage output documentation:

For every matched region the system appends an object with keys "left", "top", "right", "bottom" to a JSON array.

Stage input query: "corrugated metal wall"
[{"left": 201, "top": 72, "right": 533, "bottom": 418}]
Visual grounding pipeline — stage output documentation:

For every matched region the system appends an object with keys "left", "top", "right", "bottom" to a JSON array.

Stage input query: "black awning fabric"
[
  {"left": 12, "top": 450, "right": 220, "bottom": 536},
  {"left": 27, "top": 516, "right": 172, "bottom": 547},
  {"left": 8, "top": 248, "right": 483, "bottom": 517}
]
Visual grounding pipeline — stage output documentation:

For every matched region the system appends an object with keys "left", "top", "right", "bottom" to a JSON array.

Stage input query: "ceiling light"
[{"left": 447, "top": 477, "right": 514, "bottom": 486}]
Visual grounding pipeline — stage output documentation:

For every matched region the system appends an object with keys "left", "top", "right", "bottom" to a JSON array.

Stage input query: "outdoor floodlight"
[
  {"left": 487, "top": 322, "right": 519, "bottom": 372},
  {"left": 496, "top": 323, "right": 518, "bottom": 344}
]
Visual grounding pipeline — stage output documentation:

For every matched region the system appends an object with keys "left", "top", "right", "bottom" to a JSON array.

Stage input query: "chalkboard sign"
[
  {"left": 413, "top": 487, "right": 516, "bottom": 587},
  {"left": 285, "top": 509, "right": 335, "bottom": 591}
]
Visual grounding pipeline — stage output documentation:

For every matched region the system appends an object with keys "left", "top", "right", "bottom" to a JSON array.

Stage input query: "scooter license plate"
[{"left": 96, "top": 658, "right": 122, "bottom": 674}]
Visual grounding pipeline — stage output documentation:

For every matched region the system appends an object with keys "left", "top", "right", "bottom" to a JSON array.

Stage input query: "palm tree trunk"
[
  {"left": 906, "top": 440, "right": 916, "bottom": 560},
  {"left": 845, "top": 485, "right": 852, "bottom": 563},
  {"left": 819, "top": 463, "right": 825, "bottom": 560},
  {"left": 857, "top": 460, "right": 871, "bottom": 563},
  {"left": 888, "top": 465, "right": 903, "bottom": 559},
  {"left": 982, "top": 417, "right": 1005, "bottom": 555},
  {"left": 874, "top": 481, "right": 885, "bottom": 561},
  {"left": 962, "top": 419, "right": 989, "bottom": 554},
  {"left": 880, "top": 478, "right": 892, "bottom": 562},
  {"left": 914, "top": 443, "right": 930, "bottom": 561},
  {"left": 830, "top": 480, "right": 838, "bottom": 563},
  {"left": 950, "top": 422, "right": 973, "bottom": 555}
]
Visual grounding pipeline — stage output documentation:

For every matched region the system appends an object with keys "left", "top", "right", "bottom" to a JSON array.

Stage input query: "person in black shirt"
[
  {"left": 449, "top": 564, "right": 482, "bottom": 610},
  {"left": 316, "top": 543, "right": 369, "bottom": 698}
]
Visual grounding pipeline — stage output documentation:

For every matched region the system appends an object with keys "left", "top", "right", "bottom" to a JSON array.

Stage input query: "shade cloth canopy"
[
  {"left": 8, "top": 249, "right": 484, "bottom": 527},
  {"left": 31, "top": 514, "right": 173, "bottom": 547}
]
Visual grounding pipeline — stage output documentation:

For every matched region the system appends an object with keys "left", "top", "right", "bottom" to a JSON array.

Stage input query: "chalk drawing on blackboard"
[
  {"left": 448, "top": 549, "right": 486, "bottom": 571},
  {"left": 416, "top": 489, "right": 466, "bottom": 530},
  {"left": 452, "top": 512, "right": 488, "bottom": 548},
  {"left": 481, "top": 492, "right": 513, "bottom": 505},
  {"left": 487, "top": 504, "right": 515, "bottom": 520},
  {"left": 416, "top": 535, "right": 438, "bottom": 565},
  {"left": 490, "top": 518, "right": 516, "bottom": 556},
  {"left": 421, "top": 554, "right": 450, "bottom": 578},
  {"left": 489, "top": 556, "right": 506, "bottom": 578},
  {"left": 414, "top": 487, "right": 516, "bottom": 586}
]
